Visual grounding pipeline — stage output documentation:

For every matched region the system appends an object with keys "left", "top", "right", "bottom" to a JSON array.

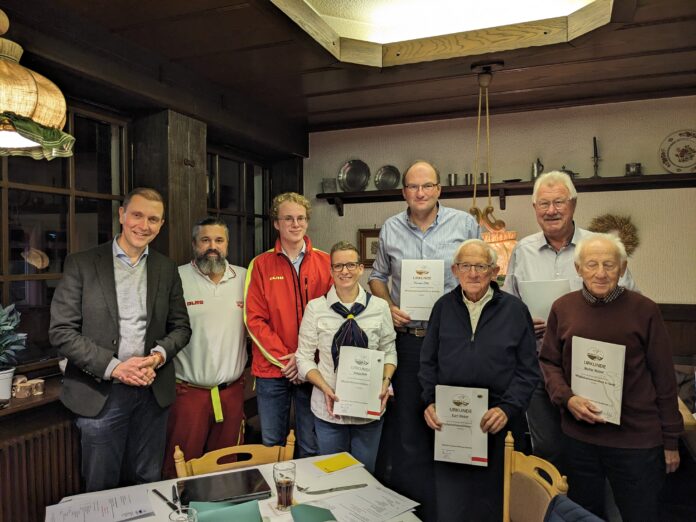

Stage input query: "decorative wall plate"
[
  {"left": 338, "top": 159, "right": 370, "bottom": 192},
  {"left": 659, "top": 129, "right": 696, "bottom": 173},
  {"left": 374, "top": 165, "right": 401, "bottom": 190}
]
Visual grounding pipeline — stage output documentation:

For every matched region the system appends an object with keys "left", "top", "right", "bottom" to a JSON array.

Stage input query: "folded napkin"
[
  {"left": 291, "top": 504, "right": 336, "bottom": 522},
  {"left": 190, "top": 499, "right": 262, "bottom": 522}
]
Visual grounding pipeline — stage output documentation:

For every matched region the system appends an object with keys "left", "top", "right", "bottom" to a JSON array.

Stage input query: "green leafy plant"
[{"left": 0, "top": 304, "right": 28, "bottom": 370}]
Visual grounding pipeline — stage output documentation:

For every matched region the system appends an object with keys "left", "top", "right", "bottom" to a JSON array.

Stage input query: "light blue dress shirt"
[{"left": 368, "top": 205, "right": 481, "bottom": 327}]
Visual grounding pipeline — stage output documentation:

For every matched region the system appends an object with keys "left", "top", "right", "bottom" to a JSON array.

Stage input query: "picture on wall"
[{"left": 358, "top": 228, "right": 381, "bottom": 268}]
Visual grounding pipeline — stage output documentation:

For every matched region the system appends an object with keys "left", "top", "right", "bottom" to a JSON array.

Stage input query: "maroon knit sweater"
[{"left": 539, "top": 289, "right": 683, "bottom": 450}]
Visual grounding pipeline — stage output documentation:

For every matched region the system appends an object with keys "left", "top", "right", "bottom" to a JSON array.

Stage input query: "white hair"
[
  {"left": 532, "top": 171, "right": 578, "bottom": 203},
  {"left": 453, "top": 239, "right": 498, "bottom": 265},
  {"left": 574, "top": 232, "right": 628, "bottom": 264}
]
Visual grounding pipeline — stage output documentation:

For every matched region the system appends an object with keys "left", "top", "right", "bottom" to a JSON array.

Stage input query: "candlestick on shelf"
[{"left": 592, "top": 136, "right": 601, "bottom": 178}]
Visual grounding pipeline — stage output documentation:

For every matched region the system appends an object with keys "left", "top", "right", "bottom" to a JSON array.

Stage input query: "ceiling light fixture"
[{"left": 0, "top": 9, "right": 74, "bottom": 160}]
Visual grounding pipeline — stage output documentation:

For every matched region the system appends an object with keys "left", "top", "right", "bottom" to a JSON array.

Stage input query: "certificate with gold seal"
[
  {"left": 434, "top": 385, "right": 488, "bottom": 466},
  {"left": 400, "top": 259, "right": 445, "bottom": 321},
  {"left": 571, "top": 336, "right": 626, "bottom": 425}
]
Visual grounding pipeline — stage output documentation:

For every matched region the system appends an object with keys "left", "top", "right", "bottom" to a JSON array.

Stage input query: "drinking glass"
[
  {"left": 168, "top": 507, "right": 198, "bottom": 522},
  {"left": 273, "top": 461, "right": 296, "bottom": 510}
]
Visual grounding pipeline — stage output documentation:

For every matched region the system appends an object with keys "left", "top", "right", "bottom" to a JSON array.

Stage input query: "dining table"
[{"left": 54, "top": 453, "right": 421, "bottom": 521}]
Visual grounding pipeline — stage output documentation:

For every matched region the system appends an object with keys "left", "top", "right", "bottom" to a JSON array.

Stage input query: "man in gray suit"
[{"left": 50, "top": 187, "right": 191, "bottom": 492}]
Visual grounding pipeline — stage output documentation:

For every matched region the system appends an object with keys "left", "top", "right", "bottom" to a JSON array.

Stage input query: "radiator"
[{"left": 0, "top": 416, "right": 80, "bottom": 522}]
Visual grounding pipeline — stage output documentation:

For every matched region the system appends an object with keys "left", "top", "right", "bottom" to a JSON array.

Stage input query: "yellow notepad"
[{"left": 312, "top": 453, "right": 360, "bottom": 473}]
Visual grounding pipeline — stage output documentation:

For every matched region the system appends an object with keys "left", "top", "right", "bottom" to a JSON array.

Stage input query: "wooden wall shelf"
[{"left": 317, "top": 173, "right": 696, "bottom": 216}]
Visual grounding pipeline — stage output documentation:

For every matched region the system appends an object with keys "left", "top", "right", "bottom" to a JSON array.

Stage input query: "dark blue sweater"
[{"left": 418, "top": 282, "right": 540, "bottom": 419}]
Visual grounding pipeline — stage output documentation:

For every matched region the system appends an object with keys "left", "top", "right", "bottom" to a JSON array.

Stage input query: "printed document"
[
  {"left": 434, "top": 385, "right": 488, "bottom": 466},
  {"left": 400, "top": 260, "right": 444, "bottom": 321}
]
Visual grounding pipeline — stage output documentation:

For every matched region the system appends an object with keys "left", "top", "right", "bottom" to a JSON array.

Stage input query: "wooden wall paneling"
[
  {"left": 167, "top": 112, "right": 207, "bottom": 265},
  {"left": 133, "top": 110, "right": 207, "bottom": 265}
]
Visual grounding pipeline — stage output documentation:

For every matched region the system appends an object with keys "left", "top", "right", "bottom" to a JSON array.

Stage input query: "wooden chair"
[
  {"left": 503, "top": 431, "right": 569, "bottom": 522},
  {"left": 174, "top": 430, "right": 296, "bottom": 478}
]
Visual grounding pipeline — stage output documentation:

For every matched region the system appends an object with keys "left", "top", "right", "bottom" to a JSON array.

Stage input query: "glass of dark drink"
[{"left": 273, "top": 461, "right": 296, "bottom": 511}]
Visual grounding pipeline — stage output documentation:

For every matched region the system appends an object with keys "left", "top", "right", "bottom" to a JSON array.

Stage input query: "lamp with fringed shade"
[{"left": 0, "top": 9, "right": 74, "bottom": 160}]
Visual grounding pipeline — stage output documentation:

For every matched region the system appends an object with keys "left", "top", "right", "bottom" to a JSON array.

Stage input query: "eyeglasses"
[
  {"left": 278, "top": 216, "right": 308, "bottom": 224},
  {"left": 581, "top": 261, "right": 619, "bottom": 273},
  {"left": 535, "top": 198, "right": 571, "bottom": 211},
  {"left": 455, "top": 262, "right": 493, "bottom": 273},
  {"left": 331, "top": 262, "right": 361, "bottom": 272},
  {"left": 404, "top": 183, "right": 440, "bottom": 193}
]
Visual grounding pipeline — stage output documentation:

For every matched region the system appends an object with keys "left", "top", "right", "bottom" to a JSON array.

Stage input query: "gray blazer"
[{"left": 49, "top": 242, "right": 191, "bottom": 417}]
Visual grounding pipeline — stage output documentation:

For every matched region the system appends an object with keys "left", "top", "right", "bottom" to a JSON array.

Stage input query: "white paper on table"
[
  {"left": 571, "top": 336, "right": 626, "bottom": 425},
  {"left": 307, "top": 484, "right": 419, "bottom": 522},
  {"left": 46, "top": 489, "right": 153, "bottom": 522},
  {"left": 399, "top": 259, "right": 444, "bottom": 321},
  {"left": 434, "top": 385, "right": 488, "bottom": 466},
  {"left": 333, "top": 346, "right": 385, "bottom": 419},
  {"left": 518, "top": 279, "right": 571, "bottom": 320}
]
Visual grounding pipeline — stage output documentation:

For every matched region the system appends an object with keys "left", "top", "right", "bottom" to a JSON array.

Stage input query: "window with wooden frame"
[
  {"left": 0, "top": 106, "right": 128, "bottom": 364},
  {"left": 206, "top": 149, "right": 270, "bottom": 267}
]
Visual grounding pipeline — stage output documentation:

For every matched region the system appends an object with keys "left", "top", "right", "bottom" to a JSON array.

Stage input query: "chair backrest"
[
  {"left": 502, "top": 431, "right": 569, "bottom": 522},
  {"left": 174, "top": 430, "right": 296, "bottom": 478}
]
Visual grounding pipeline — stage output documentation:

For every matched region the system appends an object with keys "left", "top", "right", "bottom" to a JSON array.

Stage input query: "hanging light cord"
[{"left": 470, "top": 71, "right": 505, "bottom": 231}]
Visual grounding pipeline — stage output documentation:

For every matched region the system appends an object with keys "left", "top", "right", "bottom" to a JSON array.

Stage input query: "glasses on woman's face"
[
  {"left": 535, "top": 198, "right": 570, "bottom": 211},
  {"left": 331, "top": 262, "right": 360, "bottom": 272},
  {"left": 404, "top": 183, "right": 439, "bottom": 193},
  {"left": 455, "top": 262, "right": 492, "bottom": 274}
]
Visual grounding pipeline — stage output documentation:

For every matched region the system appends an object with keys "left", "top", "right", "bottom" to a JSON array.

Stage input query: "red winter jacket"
[{"left": 244, "top": 236, "right": 332, "bottom": 378}]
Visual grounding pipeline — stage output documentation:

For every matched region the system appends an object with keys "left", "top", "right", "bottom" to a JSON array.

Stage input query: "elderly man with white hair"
[
  {"left": 539, "top": 233, "right": 682, "bottom": 522},
  {"left": 502, "top": 170, "right": 637, "bottom": 470},
  {"left": 419, "top": 239, "right": 539, "bottom": 522}
]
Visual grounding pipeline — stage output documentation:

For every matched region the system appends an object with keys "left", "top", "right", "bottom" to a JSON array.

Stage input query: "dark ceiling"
[{"left": 3, "top": 0, "right": 696, "bottom": 154}]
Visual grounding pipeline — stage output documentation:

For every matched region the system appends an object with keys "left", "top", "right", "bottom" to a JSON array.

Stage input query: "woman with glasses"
[
  {"left": 296, "top": 241, "right": 396, "bottom": 473},
  {"left": 419, "top": 239, "right": 539, "bottom": 522}
]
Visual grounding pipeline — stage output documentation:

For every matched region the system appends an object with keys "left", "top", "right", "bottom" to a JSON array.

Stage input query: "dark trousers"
[
  {"left": 376, "top": 333, "right": 436, "bottom": 521},
  {"left": 527, "top": 381, "right": 566, "bottom": 472},
  {"left": 76, "top": 384, "right": 169, "bottom": 492},
  {"left": 567, "top": 437, "right": 666, "bottom": 522},
  {"left": 434, "top": 427, "right": 511, "bottom": 522}
]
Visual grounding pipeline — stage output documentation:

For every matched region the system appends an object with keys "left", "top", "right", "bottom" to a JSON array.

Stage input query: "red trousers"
[{"left": 162, "top": 378, "right": 245, "bottom": 479}]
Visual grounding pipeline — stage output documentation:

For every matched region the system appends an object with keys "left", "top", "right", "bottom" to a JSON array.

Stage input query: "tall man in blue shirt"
[
  {"left": 50, "top": 188, "right": 191, "bottom": 491},
  {"left": 369, "top": 161, "right": 480, "bottom": 521}
]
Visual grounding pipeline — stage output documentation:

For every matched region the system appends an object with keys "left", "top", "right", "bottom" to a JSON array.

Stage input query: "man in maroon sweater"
[{"left": 539, "top": 233, "right": 682, "bottom": 522}]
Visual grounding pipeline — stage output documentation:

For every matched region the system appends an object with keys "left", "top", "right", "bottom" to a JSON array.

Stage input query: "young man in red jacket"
[{"left": 244, "top": 192, "right": 332, "bottom": 457}]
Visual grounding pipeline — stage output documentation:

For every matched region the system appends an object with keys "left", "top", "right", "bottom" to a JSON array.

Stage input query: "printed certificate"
[
  {"left": 333, "top": 346, "right": 385, "bottom": 420},
  {"left": 518, "top": 279, "right": 570, "bottom": 320},
  {"left": 434, "top": 385, "right": 488, "bottom": 466},
  {"left": 400, "top": 259, "right": 445, "bottom": 321},
  {"left": 571, "top": 336, "right": 626, "bottom": 425}
]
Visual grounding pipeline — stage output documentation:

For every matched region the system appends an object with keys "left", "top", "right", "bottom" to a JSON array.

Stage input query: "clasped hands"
[{"left": 112, "top": 353, "right": 162, "bottom": 387}]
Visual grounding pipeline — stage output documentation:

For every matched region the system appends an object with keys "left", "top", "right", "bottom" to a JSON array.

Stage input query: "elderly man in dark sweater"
[{"left": 540, "top": 233, "right": 682, "bottom": 522}]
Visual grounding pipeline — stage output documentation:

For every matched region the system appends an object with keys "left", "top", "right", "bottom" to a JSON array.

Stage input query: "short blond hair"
[
  {"left": 532, "top": 171, "right": 577, "bottom": 203},
  {"left": 271, "top": 192, "right": 311, "bottom": 221}
]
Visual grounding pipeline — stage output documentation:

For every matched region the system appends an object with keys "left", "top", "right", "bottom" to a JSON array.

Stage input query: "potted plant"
[{"left": 0, "top": 304, "right": 28, "bottom": 408}]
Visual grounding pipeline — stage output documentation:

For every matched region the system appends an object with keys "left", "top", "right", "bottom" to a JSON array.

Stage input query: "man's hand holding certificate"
[
  {"left": 400, "top": 260, "right": 444, "bottom": 321},
  {"left": 432, "top": 385, "right": 489, "bottom": 466},
  {"left": 333, "top": 346, "right": 385, "bottom": 419},
  {"left": 571, "top": 336, "right": 626, "bottom": 425}
]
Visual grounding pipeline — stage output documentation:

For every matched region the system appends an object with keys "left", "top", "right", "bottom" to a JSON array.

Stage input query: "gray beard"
[{"left": 195, "top": 255, "right": 226, "bottom": 276}]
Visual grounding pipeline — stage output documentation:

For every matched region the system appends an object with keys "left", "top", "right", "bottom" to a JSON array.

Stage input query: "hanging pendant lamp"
[
  {"left": 0, "top": 9, "right": 74, "bottom": 160},
  {"left": 469, "top": 62, "right": 517, "bottom": 275}
]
